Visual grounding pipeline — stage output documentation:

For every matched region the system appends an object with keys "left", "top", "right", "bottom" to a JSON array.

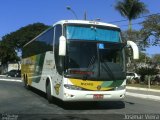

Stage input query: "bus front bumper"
[{"left": 62, "top": 89, "right": 126, "bottom": 102}]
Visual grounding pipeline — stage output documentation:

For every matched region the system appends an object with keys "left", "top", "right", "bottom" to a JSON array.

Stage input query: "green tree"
[
  {"left": 0, "top": 41, "right": 19, "bottom": 64},
  {"left": 141, "top": 14, "right": 160, "bottom": 46},
  {"left": 136, "top": 67, "right": 159, "bottom": 82},
  {"left": 2, "top": 23, "right": 50, "bottom": 51},
  {"left": 122, "top": 29, "right": 149, "bottom": 50},
  {"left": 137, "top": 52, "right": 151, "bottom": 63},
  {"left": 152, "top": 54, "right": 160, "bottom": 63},
  {"left": 122, "top": 30, "right": 151, "bottom": 71},
  {"left": 1, "top": 23, "right": 50, "bottom": 64},
  {"left": 115, "top": 0, "right": 148, "bottom": 31}
]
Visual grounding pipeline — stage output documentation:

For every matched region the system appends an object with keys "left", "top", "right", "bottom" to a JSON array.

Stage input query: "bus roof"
[
  {"left": 53, "top": 20, "right": 120, "bottom": 29},
  {"left": 23, "top": 20, "right": 120, "bottom": 47}
]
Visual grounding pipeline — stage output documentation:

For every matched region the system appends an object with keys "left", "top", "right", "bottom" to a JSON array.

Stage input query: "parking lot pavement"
[
  {"left": 126, "top": 86, "right": 160, "bottom": 101},
  {"left": 1, "top": 80, "right": 160, "bottom": 116}
]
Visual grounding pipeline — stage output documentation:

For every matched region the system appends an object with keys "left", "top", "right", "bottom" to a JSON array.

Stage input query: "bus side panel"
[
  {"left": 40, "top": 51, "right": 63, "bottom": 100},
  {"left": 22, "top": 51, "right": 52, "bottom": 92},
  {"left": 22, "top": 51, "right": 64, "bottom": 100},
  {"left": 21, "top": 55, "right": 37, "bottom": 86}
]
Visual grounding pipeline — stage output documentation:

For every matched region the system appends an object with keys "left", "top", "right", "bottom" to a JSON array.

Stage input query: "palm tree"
[{"left": 115, "top": 0, "right": 148, "bottom": 31}]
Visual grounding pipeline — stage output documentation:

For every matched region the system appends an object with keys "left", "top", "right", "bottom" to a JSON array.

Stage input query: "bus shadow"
[
  {"left": 27, "top": 86, "right": 47, "bottom": 99},
  {"left": 56, "top": 101, "right": 125, "bottom": 110},
  {"left": 28, "top": 87, "right": 125, "bottom": 110}
]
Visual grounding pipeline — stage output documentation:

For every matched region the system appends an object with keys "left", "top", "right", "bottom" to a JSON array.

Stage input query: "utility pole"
[{"left": 84, "top": 11, "right": 87, "bottom": 20}]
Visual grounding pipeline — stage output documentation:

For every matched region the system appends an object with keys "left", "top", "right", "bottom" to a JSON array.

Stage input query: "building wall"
[{"left": 0, "top": 62, "right": 21, "bottom": 74}]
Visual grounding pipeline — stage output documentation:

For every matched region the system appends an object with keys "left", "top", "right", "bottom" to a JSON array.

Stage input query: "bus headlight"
[
  {"left": 64, "top": 84, "right": 83, "bottom": 90},
  {"left": 115, "top": 85, "right": 126, "bottom": 90}
]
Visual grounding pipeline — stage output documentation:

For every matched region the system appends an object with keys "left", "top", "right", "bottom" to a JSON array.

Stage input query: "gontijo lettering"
[{"left": 81, "top": 82, "right": 93, "bottom": 86}]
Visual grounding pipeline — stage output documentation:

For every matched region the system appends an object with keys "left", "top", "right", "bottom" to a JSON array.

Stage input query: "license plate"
[{"left": 93, "top": 94, "right": 104, "bottom": 99}]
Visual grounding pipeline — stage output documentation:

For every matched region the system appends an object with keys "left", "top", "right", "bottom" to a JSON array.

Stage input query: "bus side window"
[{"left": 54, "top": 25, "right": 63, "bottom": 75}]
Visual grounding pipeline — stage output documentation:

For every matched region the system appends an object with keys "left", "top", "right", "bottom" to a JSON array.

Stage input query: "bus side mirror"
[
  {"left": 59, "top": 36, "right": 66, "bottom": 56},
  {"left": 127, "top": 41, "right": 139, "bottom": 59}
]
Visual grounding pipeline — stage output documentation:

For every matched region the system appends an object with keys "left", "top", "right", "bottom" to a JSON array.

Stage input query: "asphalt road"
[{"left": 0, "top": 79, "right": 160, "bottom": 120}]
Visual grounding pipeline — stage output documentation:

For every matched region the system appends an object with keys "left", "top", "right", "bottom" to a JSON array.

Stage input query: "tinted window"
[
  {"left": 67, "top": 41, "right": 97, "bottom": 68},
  {"left": 54, "top": 25, "right": 63, "bottom": 75},
  {"left": 66, "top": 25, "right": 120, "bottom": 42},
  {"left": 23, "top": 28, "right": 54, "bottom": 58}
]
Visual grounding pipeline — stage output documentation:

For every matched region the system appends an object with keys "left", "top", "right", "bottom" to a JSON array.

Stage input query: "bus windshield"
[
  {"left": 66, "top": 25, "right": 120, "bottom": 42},
  {"left": 65, "top": 25, "right": 125, "bottom": 81}
]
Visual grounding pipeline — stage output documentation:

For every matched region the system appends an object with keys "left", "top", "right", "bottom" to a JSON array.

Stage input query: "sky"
[{"left": 0, "top": 0, "right": 159, "bottom": 56}]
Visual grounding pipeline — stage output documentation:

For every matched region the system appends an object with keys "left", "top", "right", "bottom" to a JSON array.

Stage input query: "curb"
[{"left": 126, "top": 86, "right": 160, "bottom": 93}]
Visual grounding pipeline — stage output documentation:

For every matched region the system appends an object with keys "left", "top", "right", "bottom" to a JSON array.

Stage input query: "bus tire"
[
  {"left": 24, "top": 75, "right": 30, "bottom": 90},
  {"left": 46, "top": 81, "right": 53, "bottom": 103}
]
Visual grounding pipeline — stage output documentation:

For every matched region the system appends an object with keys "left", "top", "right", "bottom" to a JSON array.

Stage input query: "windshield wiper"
[
  {"left": 82, "top": 56, "right": 96, "bottom": 80},
  {"left": 102, "top": 62, "right": 115, "bottom": 80}
]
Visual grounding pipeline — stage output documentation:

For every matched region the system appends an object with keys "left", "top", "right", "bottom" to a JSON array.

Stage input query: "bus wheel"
[
  {"left": 24, "top": 76, "right": 30, "bottom": 90},
  {"left": 46, "top": 82, "right": 53, "bottom": 103}
]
